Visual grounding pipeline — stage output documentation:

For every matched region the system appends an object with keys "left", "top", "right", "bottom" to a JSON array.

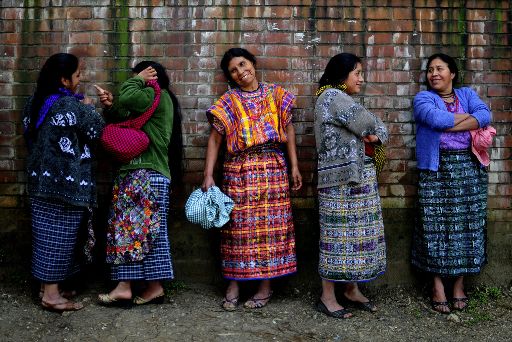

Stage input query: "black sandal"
[
  {"left": 431, "top": 300, "right": 451, "bottom": 314},
  {"left": 452, "top": 297, "right": 469, "bottom": 311},
  {"left": 316, "top": 300, "right": 353, "bottom": 319}
]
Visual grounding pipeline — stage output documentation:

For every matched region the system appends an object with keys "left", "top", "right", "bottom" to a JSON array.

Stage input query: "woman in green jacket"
[{"left": 97, "top": 61, "right": 182, "bottom": 306}]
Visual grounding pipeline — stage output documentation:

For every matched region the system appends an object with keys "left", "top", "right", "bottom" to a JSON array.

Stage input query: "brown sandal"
[
  {"left": 243, "top": 291, "right": 273, "bottom": 309},
  {"left": 221, "top": 296, "right": 239, "bottom": 311}
]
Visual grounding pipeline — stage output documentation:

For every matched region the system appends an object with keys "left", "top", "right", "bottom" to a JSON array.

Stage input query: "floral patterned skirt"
[{"left": 106, "top": 169, "right": 161, "bottom": 264}]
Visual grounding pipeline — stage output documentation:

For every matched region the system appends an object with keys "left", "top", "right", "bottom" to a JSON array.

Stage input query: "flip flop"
[
  {"left": 97, "top": 293, "right": 133, "bottom": 308},
  {"left": 133, "top": 293, "right": 165, "bottom": 305},
  {"left": 41, "top": 300, "right": 83, "bottom": 313},
  {"left": 431, "top": 300, "right": 451, "bottom": 314},
  {"left": 243, "top": 291, "right": 273, "bottom": 309},
  {"left": 221, "top": 296, "right": 239, "bottom": 311},
  {"left": 452, "top": 297, "right": 469, "bottom": 311}
]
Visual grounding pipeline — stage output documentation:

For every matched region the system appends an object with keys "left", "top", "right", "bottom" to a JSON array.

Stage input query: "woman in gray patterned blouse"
[{"left": 314, "top": 53, "right": 388, "bottom": 318}]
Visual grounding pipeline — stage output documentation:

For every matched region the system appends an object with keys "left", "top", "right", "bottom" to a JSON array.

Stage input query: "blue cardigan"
[{"left": 413, "top": 87, "right": 491, "bottom": 171}]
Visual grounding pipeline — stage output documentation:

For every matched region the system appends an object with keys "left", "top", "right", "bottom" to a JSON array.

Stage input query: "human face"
[
  {"left": 344, "top": 63, "right": 364, "bottom": 95},
  {"left": 61, "top": 68, "right": 81, "bottom": 93},
  {"left": 427, "top": 58, "right": 455, "bottom": 94},
  {"left": 227, "top": 56, "right": 258, "bottom": 91}
]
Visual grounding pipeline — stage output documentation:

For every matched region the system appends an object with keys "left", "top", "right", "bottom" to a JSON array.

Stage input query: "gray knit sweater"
[
  {"left": 23, "top": 96, "right": 105, "bottom": 207},
  {"left": 314, "top": 89, "right": 388, "bottom": 188}
]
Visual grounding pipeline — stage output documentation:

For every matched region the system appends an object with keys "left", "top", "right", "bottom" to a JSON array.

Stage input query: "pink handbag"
[{"left": 101, "top": 80, "right": 161, "bottom": 164}]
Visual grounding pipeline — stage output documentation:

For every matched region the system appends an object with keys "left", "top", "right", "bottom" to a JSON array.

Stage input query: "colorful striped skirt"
[
  {"left": 109, "top": 170, "right": 174, "bottom": 281},
  {"left": 221, "top": 145, "right": 297, "bottom": 280},
  {"left": 31, "top": 197, "right": 86, "bottom": 282},
  {"left": 411, "top": 149, "right": 487, "bottom": 276},
  {"left": 318, "top": 160, "right": 386, "bottom": 282}
]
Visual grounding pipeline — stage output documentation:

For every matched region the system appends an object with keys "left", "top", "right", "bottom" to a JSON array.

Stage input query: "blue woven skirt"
[
  {"left": 110, "top": 171, "right": 174, "bottom": 281},
  {"left": 411, "top": 149, "right": 488, "bottom": 276},
  {"left": 318, "top": 160, "right": 386, "bottom": 282},
  {"left": 31, "top": 197, "right": 86, "bottom": 282}
]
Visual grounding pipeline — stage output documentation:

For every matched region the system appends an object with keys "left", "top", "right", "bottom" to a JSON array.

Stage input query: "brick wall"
[{"left": 0, "top": 1, "right": 510, "bottom": 285}]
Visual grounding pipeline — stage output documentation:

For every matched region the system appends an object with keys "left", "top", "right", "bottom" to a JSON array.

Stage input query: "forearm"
[
  {"left": 203, "top": 129, "right": 223, "bottom": 177},
  {"left": 446, "top": 115, "right": 479, "bottom": 132},
  {"left": 285, "top": 124, "right": 299, "bottom": 169}
]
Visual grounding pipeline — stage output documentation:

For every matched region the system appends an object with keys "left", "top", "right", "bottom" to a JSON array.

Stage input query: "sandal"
[
  {"left": 221, "top": 296, "right": 239, "bottom": 311},
  {"left": 431, "top": 300, "right": 451, "bottom": 314},
  {"left": 316, "top": 300, "right": 353, "bottom": 319},
  {"left": 243, "top": 291, "right": 273, "bottom": 309},
  {"left": 41, "top": 300, "right": 83, "bottom": 313},
  {"left": 452, "top": 297, "right": 469, "bottom": 311},
  {"left": 133, "top": 293, "right": 165, "bottom": 305},
  {"left": 344, "top": 298, "right": 377, "bottom": 313},
  {"left": 97, "top": 293, "right": 133, "bottom": 308}
]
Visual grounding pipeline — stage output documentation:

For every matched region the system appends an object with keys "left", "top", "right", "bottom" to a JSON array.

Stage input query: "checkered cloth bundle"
[
  {"left": 100, "top": 80, "right": 161, "bottom": 164},
  {"left": 185, "top": 186, "right": 235, "bottom": 229}
]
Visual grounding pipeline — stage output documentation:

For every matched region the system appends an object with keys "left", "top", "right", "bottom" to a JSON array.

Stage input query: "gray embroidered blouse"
[
  {"left": 314, "top": 89, "right": 388, "bottom": 188},
  {"left": 23, "top": 96, "right": 105, "bottom": 207}
]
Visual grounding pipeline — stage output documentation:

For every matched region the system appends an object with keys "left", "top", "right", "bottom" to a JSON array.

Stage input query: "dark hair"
[
  {"left": 132, "top": 61, "right": 183, "bottom": 184},
  {"left": 220, "top": 48, "right": 257, "bottom": 87},
  {"left": 318, "top": 53, "right": 362, "bottom": 87},
  {"left": 28, "top": 53, "right": 79, "bottom": 140},
  {"left": 425, "top": 53, "right": 459, "bottom": 89}
]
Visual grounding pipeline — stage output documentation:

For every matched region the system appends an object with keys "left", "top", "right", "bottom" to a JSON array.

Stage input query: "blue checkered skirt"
[
  {"left": 411, "top": 149, "right": 487, "bottom": 276},
  {"left": 110, "top": 171, "right": 174, "bottom": 281},
  {"left": 31, "top": 197, "right": 86, "bottom": 282},
  {"left": 318, "top": 160, "right": 386, "bottom": 282}
]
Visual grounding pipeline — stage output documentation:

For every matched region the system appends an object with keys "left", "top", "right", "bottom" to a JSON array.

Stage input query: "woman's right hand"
[
  {"left": 138, "top": 66, "right": 158, "bottom": 83},
  {"left": 201, "top": 175, "right": 215, "bottom": 192}
]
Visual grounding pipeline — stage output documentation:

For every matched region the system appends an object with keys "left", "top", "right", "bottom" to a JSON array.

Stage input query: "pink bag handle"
[{"left": 127, "top": 79, "right": 161, "bottom": 129}]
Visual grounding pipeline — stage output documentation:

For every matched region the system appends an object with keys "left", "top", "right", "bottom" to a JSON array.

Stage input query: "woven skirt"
[
  {"left": 31, "top": 197, "right": 86, "bottom": 282},
  {"left": 221, "top": 146, "right": 297, "bottom": 280},
  {"left": 110, "top": 171, "right": 174, "bottom": 281},
  {"left": 318, "top": 160, "right": 386, "bottom": 282},
  {"left": 411, "top": 149, "right": 487, "bottom": 276}
]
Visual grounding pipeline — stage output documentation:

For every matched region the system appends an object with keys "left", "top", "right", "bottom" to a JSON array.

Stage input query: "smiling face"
[
  {"left": 344, "top": 63, "right": 364, "bottom": 95},
  {"left": 427, "top": 58, "right": 455, "bottom": 94},
  {"left": 227, "top": 56, "right": 259, "bottom": 91},
  {"left": 61, "top": 67, "right": 81, "bottom": 93}
]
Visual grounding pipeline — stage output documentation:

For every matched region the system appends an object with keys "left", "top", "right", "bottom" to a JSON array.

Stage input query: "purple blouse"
[{"left": 439, "top": 97, "right": 471, "bottom": 150}]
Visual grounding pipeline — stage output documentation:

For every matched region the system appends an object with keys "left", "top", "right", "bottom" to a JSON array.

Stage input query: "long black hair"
[
  {"left": 425, "top": 53, "right": 459, "bottom": 89},
  {"left": 27, "top": 53, "right": 79, "bottom": 140},
  {"left": 318, "top": 53, "right": 362, "bottom": 87},
  {"left": 132, "top": 61, "right": 183, "bottom": 184},
  {"left": 220, "top": 48, "right": 257, "bottom": 88}
]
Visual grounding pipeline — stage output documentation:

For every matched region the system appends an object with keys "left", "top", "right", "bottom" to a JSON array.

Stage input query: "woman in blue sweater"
[{"left": 411, "top": 53, "right": 491, "bottom": 314}]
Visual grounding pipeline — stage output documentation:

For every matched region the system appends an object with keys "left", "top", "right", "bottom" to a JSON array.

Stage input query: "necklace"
[{"left": 439, "top": 90, "right": 454, "bottom": 98}]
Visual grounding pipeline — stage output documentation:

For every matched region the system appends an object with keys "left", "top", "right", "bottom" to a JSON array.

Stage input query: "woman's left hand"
[
  {"left": 290, "top": 166, "right": 302, "bottom": 191},
  {"left": 363, "top": 134, "right": 379, "bottom": 143},
  {"left": 138, "top": 66, "right": 158, "bottom": 83}
]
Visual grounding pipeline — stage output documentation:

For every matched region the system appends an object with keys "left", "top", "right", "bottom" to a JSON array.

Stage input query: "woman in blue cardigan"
[{"left": 411, "top": 53, "right": 491, "bottom": 314}]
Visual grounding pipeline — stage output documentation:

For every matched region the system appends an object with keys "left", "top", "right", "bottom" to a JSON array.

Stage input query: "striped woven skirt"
[
  {"left": 318, "top": 160, "right": 386, "bottom": 282},
  {"left": 31, "top": 197, "right": 86, "bottom": 282},
  {"left": 221, "top": 145, "right": 297, "bottom": 280},
  {"left": 411, "top": 149, "right": 487, "bottom": 276},
  {"left": 110, "top": 170, "right": 174, "bottom": 281}
]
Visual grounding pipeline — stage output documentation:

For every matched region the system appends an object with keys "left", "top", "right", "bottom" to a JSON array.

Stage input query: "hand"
[
  {"left": 363, "top": 135, "right": 379, "bottom": 143},
  {"left": 138, "top": 66, "right": 158, "bottom": 83},
  {"left": 201, "top": 175, "right": 215, "bottom": 192},
  {"left": 290, "top": 166, "right": 302, "bottom": 191},
  {"left": 94, "top": 85, "right": 113, "bottom": 108}
]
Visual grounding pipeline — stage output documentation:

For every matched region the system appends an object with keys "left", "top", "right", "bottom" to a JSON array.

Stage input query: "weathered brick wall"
[{"left": 0, "top": 1, "right": 510, "bottom": 286}]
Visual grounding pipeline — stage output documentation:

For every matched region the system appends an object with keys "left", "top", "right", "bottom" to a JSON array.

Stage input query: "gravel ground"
[{"left": 1, "top": 280, "right": 511, "bottom": 342}]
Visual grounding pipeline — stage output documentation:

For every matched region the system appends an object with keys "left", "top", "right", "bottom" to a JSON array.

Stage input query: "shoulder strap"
[{"left": 128, "top": 79, "right": 161, "bottom": 129}]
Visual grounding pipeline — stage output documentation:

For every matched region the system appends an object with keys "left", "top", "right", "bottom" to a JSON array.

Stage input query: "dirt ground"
[{"left": 1, "top": 279, "right": 511, "bottom": 342}]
